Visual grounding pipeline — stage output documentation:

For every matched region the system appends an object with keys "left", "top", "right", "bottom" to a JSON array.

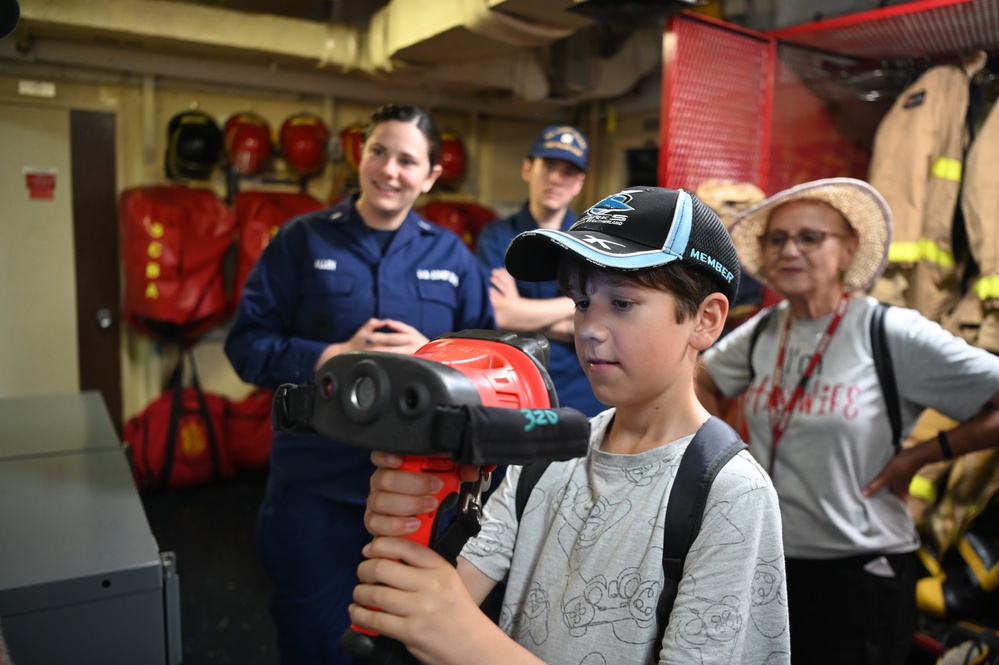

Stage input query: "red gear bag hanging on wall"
[
  {"left": 119, "top": 185, "right": 235, "bottom": 342},
  {"left": 123, "top": 349, "right": 235, "bottom": 491},
  {"left": 225, "top": 387, "right": 275, "bottom": 472},
  {"left": 232, "top": 190, "right": 325, "bottom": 303}
]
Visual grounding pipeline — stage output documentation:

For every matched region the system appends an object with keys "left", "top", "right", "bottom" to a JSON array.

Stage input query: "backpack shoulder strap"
[
  {"left": 747, "top": 306, "right": 777, "bottom": 383},
  {"left": 655, "top": 417, "right": 747, "bottom": 656},
  {"left": 870, "top": 302, "right": 901, "bottom": 451},
  {"left": 515, "top": 460, "right": 552, "bottom": 522}
]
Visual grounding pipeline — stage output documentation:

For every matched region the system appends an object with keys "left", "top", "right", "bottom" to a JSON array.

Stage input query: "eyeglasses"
[{"left": 758, "top": 229, "right": 847, "bottom": 253}]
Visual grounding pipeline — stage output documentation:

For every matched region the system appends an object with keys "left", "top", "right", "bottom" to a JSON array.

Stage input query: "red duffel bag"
[
  {"left": 120, "top": 184, "right": 236, "bottom": 342},
  {"left": 232, "top": 190, "right": 325, "bottom": 303},
  {"left": 225, "top": 387, "right": 274, "bottom": 472},
  {"left": 124, "top": 350, "right": 235, "bottom": 491}
]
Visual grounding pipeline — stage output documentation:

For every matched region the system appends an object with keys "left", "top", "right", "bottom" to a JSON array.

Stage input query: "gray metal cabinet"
[{"left": 0, "top": 392, "right": 180, "bottom": 665}]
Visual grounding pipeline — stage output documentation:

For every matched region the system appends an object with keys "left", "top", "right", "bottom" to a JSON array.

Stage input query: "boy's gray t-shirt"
[
  {"left": 461, "top": 409, "right": 790, "bottom": 664},
  {"left": 703, "top": 296, "right": 999, "bottom": 558}
]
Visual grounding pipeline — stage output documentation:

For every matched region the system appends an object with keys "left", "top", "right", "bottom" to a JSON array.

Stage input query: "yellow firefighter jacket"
[{"left": 867, "top": 51, "right": 987, "bottom": 320}]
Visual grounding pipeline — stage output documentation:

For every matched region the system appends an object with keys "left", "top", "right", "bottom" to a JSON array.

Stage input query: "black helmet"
[
  {"left": 165, "top": 110, "right": 223, "bottom": 181},
  {"left": 1, "top": 0, "right": 19, "bottom": 39}
]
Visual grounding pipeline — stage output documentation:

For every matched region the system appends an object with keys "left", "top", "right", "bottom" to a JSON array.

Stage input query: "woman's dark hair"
[
  {"left": 556, "top": 254, "right": 718, "bottom": 323},
  {"left": 365, "top": 104, "right": 442, "bottom": 166}
]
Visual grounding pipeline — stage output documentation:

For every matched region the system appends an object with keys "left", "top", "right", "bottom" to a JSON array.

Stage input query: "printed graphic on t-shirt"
[
  {"left": 745, "top": 374, "right": 861, "bottom": 420},
  {"left": 745, "top": 343, "right": 861, "bottom": 421}
]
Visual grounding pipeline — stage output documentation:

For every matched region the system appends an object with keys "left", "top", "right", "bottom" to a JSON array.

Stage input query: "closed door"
[{"left": 0, "top": 101, "right": 121, "bottom": 433}]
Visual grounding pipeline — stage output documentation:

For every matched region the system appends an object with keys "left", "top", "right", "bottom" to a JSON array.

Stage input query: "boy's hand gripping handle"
[
  {"left": 397, "top": 456, "right": 463, "bottom": 548},
  {"left": 342, "top": 456, "right": 469, "bottom": 665}
]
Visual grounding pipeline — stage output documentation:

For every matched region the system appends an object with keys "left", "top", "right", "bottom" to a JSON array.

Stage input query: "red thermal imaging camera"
[{"left": 272, "top": 329, "right": 591, "bottom": 664}]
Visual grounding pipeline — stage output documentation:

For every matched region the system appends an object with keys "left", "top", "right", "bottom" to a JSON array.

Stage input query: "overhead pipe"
[{"left": 0, "top": 36, "right": 570, "bottom": 120}]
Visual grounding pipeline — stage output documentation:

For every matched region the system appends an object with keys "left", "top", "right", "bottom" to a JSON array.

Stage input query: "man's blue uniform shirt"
[{"left": 475, "top": 204, "right": 603, "bottom": 417}]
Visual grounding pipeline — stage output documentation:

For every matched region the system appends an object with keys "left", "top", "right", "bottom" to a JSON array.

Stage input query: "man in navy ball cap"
[
  {"left": 475, "top": 123, "right": 602, "bottom": 417},
  {"left": 527, "top": 124, "right": 589, "bottom": 173}
]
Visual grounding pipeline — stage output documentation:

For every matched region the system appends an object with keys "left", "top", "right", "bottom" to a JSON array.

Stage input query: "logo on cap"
[
  {"left": 530, "top": 125, "right": 589, "bottom": 172},
  {"left": 587, "top": 192, "right": 634, "bottom": 215},
  {"left": 577, "top": 190, "right": 640, "bottom": 228},
  {"left": 541, "top": 127, "right": 587, "bottom": 158},
  {"left": 581, "top": 235, "right": 626, "bottom": 251},
  {"left": 690, "top": 248, "right": 736, "bottom": 284}
]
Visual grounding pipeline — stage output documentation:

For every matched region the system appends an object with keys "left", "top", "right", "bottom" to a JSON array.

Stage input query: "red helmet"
[
  {"left": 339, "top": 123, "right": 366, "bottom": 173},
  {"left": 280, "top": 114, "right": 330, "bottom": 177},
  {"left": 224, "top": 112, "right": 273, "bottom": 176},
  {"left": 438, "top": 132, "right": 467, "bottom": 188},
  {"left": 420, "top": 200, "right": 497, "bottom": 249}
]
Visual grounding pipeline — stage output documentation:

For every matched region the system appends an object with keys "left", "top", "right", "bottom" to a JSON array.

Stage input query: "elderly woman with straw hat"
[{"left": 696, "top": 178, "right": 999, "bottom": 665}]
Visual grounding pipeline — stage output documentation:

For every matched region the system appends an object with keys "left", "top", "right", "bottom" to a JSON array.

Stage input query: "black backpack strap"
[
  {"left": 747, "top": 306, "right": 777, "bottom": 383},
  {"left": 870, "top": 303, "right": 901, "bottom": 451},
  {"left": 515, "top": 460, "right": 552, "bottom": 522},
  {"left": 655, "top": 417, "right": 747, "bottom": 657},
  {"left": 433, "top": 502, "right": 482, "bottom": 567}
]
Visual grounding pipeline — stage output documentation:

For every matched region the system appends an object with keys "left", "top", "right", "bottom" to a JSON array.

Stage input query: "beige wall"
[
  {"left": 0, "top": 101, "right": 78, "bottom": 398},
  {"left": 0, "top": 69, "right": 660, "bottom": 425}
]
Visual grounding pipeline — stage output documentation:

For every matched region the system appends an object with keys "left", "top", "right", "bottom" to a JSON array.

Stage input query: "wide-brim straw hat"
[{"left": 729, "top": 177, "right": 892, "bottom": 291}]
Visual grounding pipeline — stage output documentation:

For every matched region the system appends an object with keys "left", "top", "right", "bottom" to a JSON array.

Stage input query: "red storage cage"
[
  {"left": 659, "top": 15, "right": 772, "bottom": 192},
  {"left": 662, "top": 0, "right": 999, "bottom": 196}
]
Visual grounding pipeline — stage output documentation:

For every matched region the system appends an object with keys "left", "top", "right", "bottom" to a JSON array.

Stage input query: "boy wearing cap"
[
  {"left": 352, "top": 187, "right": 790, "bottom": 664},
  {"left": 475, "top": 125, "right": 603, "bottom": 417}
]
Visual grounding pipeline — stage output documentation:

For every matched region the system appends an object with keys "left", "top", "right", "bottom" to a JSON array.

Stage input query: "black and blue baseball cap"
[
  {"left": 529, "top": 125, "right": 589, "bottom": 173},
  {"left": 505, "top": 186, "right": 740, "bottom": 302}
]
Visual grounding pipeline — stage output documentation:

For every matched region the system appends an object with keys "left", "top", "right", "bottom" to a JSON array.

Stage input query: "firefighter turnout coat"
[{"left": 868, "top": 51, "right": 988, "bottom": 321}]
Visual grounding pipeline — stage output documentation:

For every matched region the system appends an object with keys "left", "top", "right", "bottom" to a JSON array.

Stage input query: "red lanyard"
[{"left": 767, "top": 292, "right": 850, "bottom": 475}]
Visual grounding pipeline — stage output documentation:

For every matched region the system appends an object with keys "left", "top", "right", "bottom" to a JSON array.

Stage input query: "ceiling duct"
[
  {"left": 551, "top": 23, "right": 663, "bottom": 102},
  {"left": 6, "top": 0, "right": 665, "bottom": 107},
  {"left": 423, "top": 50, "right": 551, "bottom": 102}
]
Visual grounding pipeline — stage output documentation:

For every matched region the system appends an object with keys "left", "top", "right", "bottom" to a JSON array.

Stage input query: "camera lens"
[
  {"left": 403, "top": 388, "right": 420, "bottom": 410},
  {"left": 350, "top": 376, "right": 376, "bottom": 411},
  {"left": 341, "top": 359, "right": 389, "bottom": 424},
  {"left": 399, "top": 382, "right": 430, "bottom": 417}
]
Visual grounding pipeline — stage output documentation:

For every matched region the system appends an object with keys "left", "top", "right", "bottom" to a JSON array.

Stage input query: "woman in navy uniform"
[{"left": 225, "top": 104, "right": 495, "bottom": 665}]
